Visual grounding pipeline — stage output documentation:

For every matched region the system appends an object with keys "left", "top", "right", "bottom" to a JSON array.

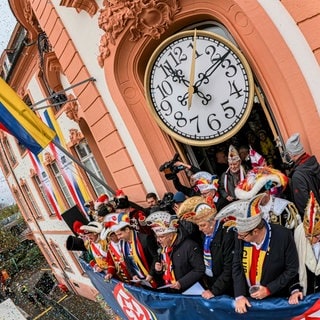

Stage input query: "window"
[
  {"left": 51, "top": 242, "right": 73, "bottom": 272},
  {"left": 33, "top": 175, "right": 56, "bottom": 216},
  {"left": 0, "top": 151, "right": 9, "bottom": 175},
  {"left": 38, "top": 32, "right": 67, "bottom": 113},
  {"left": 38, "top": 240, "right": 58, "bottom": 268},
  {"left": 50, "top": 161, "right": 76, "bottom": 207},
  {"left": 3, "top": 138, "right": 17, "bottom": 166},
  {"left": 75, "top": 140, "right": 112, "bottom": 198},
  {"left": 13, "top": 189, "right": 32, "bottom": 221},
  {"left": 21, "top": 182, "right": 42, "bottom": 219}
]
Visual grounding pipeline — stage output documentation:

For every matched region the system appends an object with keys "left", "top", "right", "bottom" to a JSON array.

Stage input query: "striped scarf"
[
  {"left": 108, "top": 241, "right": 131, "bottom": 282},
  {"left": 242, "top": 222, "right": 271, "bottom": 287},
  {"left": 162, "top": 234, "right": 177, "bottom": 285},
  {"left": 203, "top": 221, "right": 220, "bottom": 277},
  {"left": 122, "top": 231, "right": 150, "bottom": 279}
]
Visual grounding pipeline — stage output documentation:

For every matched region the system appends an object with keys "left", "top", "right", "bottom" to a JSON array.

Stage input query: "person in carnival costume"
[
  {"left": 235, "top": 166, "right": 301, "bottom": 230},
  {"left": 101, "top": 213, "right": 132, "bottom": 283},
  {"left": 216, "top": 195, "right": 301, "bottom": 314},
  {"left": 178, "top": 197, "right": 234, "bottom": 298},
  {"left": 293, "top": 191, "right": 320, "bottom": 299},
  {"left": 80, "top": 221, "right": 109, "bottom": 273},
  {"left": 146, "top": 211, "right": 205, "bottom": 292},
  {"left": 191, "top": 171, "right": 224, "bottom": 210},
  {"left": 113, "top": 220, "right": 159, "bottom": 288},
  {"left": 219, "top": 145, "right": 247, "bottom": 207},
  {"left": 114, "top": 189, "right": 151, "bottom": 234}
]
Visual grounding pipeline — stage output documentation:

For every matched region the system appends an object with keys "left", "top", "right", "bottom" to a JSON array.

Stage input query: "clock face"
[{"left": 144, "top": 30, "right": 254, "bottom": 146}]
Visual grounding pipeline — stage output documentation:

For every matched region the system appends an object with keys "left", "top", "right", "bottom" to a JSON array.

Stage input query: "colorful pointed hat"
[
  {"left": 104, "top": 212, "right": 130, "bottom": 229},
  {"left": 177, "top": 196, "right": 217, "bottom": 223},
  {"left": 215, "top": 194, "right": 264, "bottom": 233},
  {"left": 249, "top": 146, "right": 266, "bottom": 168},
  {"left": 235, "top": 167, "right": 288, "bottom": 200},
  {"left": 191, "top": 171, "right": 219, "bottom": 193},
  {"left": 303, "top": 191, "right": 320, "bottom": 240},
  {"left": 145, "top": 211, "right": 179, "bottom": 235},
  {"left": 228, "top": 145, "right": 240, "bottom": 163}
]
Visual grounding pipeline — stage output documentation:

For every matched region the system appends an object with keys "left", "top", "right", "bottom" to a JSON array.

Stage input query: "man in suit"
[
  {"left": 113, "top": 221, "right": 159, "bottom": 288},
  {"left": 216, "top": 195, "right": 301, "bottom": 314}
]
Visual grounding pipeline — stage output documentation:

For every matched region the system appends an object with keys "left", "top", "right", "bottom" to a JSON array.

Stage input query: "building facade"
[{"left": 0, "top": 0, "right": 319, "bottom": 301}]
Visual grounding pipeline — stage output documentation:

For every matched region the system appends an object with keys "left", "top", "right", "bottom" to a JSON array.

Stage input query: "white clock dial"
[{"left": 145, "top": 30, "right": 254, "bottom": 146}]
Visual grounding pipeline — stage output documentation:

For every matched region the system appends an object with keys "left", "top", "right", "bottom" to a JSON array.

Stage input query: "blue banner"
[{"left": 80, "top": 259, "right": 320, "bottom": 320}]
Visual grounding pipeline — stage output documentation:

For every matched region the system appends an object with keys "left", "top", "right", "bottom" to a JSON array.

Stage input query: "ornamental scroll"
[{"left": 97, "top": 0, "right": 181, "bottom": 67}]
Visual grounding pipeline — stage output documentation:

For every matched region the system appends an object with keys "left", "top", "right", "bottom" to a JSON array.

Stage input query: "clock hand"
[
  {"left": 166, "top": 67, "right": 209, "bottom": 106},
  {"left": 194, "top": 50, "right": 230, "bottom": 89},
  {"left": 187, "top": 29, "right": 197, "bottom": 109},
  {"left": 170, "top": 69, "right": 190, "bottom": 87}
]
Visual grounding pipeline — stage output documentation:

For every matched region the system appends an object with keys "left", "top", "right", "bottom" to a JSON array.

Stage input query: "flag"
[{"left": 0, "top": 78, "right": 56, "bottom": 154}]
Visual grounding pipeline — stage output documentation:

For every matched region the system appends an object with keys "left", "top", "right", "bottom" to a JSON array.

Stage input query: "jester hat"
[
  {"left": 191, "top": 171, "right": 219, "bottom": 193},
  {"left": 145, "top": 211, "right": 179, "bottom": 235},
  {"left": 228, "top": 145, "right": 240, "bottom": 163},
  {"left": 235, "top": 166, "right": 288, "bottom": 200},
  {"left": 177, "top": 196, "right": 217, "bottom": 224},
  {"left": 215, "top": 194, "right": 264, "bottom": 233},
  {"left": 303, "top": 191, "right": 320, "bottom": 239}
]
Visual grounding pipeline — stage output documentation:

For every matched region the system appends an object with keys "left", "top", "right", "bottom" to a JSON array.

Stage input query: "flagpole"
[
  {"left": 30, "top": 77, "right": 96, "bottom": 108},
  {"left": 51, "top": 139, "right": 115, "bottom": 195}
]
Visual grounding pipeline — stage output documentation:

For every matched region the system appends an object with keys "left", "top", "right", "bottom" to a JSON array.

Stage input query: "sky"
[
  {"left": 0, "top": 2, "right": 17, "bottom": 204},
  {"left": 0, "top": 1, "right": 17, "bottom": 54}
]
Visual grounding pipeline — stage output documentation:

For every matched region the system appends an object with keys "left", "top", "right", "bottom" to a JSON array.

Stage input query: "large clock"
[{"left": 144, "top": 30, "right": 254, "bottom": 146}]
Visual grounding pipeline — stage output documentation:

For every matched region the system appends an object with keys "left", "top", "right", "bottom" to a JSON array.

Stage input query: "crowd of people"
[{"left": 70, "top": 132, "right": 320, "bottom": 315}]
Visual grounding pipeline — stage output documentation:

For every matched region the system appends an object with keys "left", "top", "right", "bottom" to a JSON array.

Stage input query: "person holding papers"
[
  {"left": 146, "top": 211, "right": 205, "bottom": 293},
  {"left": 113, "top": 221, "right": 159, "bottom": 288},
  {"left": 215, "top": 195, "right": 300, "bottom": 314},
  {"left": 178, "top": 197, "right": 235, "bottom": 299}
]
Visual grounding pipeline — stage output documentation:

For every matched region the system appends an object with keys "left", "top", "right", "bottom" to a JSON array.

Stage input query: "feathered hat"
[
  {"left": 114, "top": 189, "right": 130, "bottom": 209},
  {"left": 235, "top": 166, "right": 288, "bottom": 200},
  {"left": 72, "top": 220, "right": 84, "bottom": 235},
  {"left": 249, "top": 146, "right": 266, "bottom": 168},
  {"left": 191, "top": 171, "right": 219, "bottom": 194},
  {"left": 94, "top": 194, "right": 110, "bottom": 210},
  {"left": 80, "top": 221, "right": 103, "bottom": 234},
  {"left": 97, "top": 203, "right": 115, "bottom": 217},
  {"left": 177, "top": 196, "right": 216, "bottom": 223},
  {"left": 215, "top": 194, "right": 264, "bottom": 233},
  {"left": 303, "top": 191, "right": 320, "bottom": 240},
  {"left": 228, "top": 145, "right": 240, "bottom": 163},
  {"left": 145, "top": 211, "right": 179, "bottom": 235},
  {"left": 103, "top": 212, "right": 130, "bottom": 229}
]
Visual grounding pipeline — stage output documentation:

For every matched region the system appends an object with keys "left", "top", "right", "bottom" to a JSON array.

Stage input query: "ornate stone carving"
[
  {"left": 65, "top": 94, "right": 79, "bottom": 122},
  {"left": 59, "top": 0, "right": 98, "bottom": 16},
  {"left": 43, "top": 52, "right": 63, "bottom": 92},
  {"left": 44, "top": 152, "right": 54, "bottom": 164},
  {"left": 69, "top": 129, "right": 84, "bottom": 145},
  {"left": 98, "top": 0, "right": 181, "bottom": 66}
]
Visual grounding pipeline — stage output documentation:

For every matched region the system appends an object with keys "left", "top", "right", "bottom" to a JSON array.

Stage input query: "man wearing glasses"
[{"left": 216, "top": 194, "right": 301, "bottom": 314}]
